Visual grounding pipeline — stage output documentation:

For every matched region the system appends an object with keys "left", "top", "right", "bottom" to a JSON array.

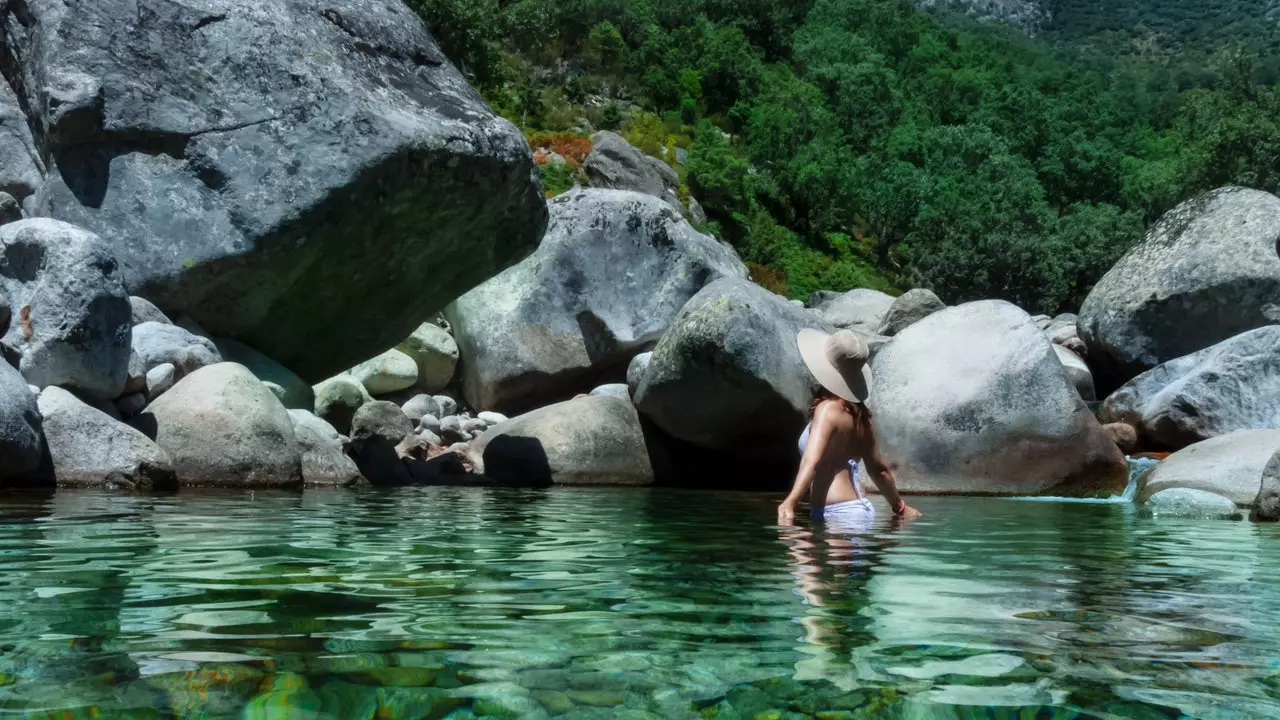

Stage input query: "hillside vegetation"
[{"left": 412, "top": 0, "right": 1280, "bottom": 313}]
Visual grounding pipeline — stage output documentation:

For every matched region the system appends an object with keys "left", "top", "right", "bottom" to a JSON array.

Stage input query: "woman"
[{"left": 778, "top": 329, "right": 920, "bottom": 527}]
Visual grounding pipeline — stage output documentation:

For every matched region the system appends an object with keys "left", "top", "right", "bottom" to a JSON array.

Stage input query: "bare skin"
[{"left": 778, "top": 398, "right": 921, "bottom": 525}]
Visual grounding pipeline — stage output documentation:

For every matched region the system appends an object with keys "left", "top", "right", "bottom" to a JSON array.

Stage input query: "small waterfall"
[{"left": 1007, "top": 456, "right": 1160, "bottom": 505}]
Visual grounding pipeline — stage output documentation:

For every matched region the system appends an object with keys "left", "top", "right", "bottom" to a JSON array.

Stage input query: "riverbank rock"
[
  {"left": 1104, "top": 423, "right": 1139, "bottom": 455},
  {"left": 0, "top": 80, "right": 42, "bottom": 205},
  {"left": 469, "top": 396, "right": 653, "bottom": 486},
  {"left": 350, "top": 350, "right": 419, "bottom": 397},
  {"left": 132, "top": 323, "right": 222, "bottom": 377},
  {"left": 1102, "top": 326, "right": 1280, "bottom": 451},
  {"left": 313, "top": 376, "right": 372, "bottom": 435},
  {"left": 813, "top": 289, "right": 895, "bottom": 332},
  {"left": 583, "top": 132, "right": 682, "bottom": 212},
  {"left": 396, "top": 323, "right": 458, "bottom": 393},
  {"left": 627, "top": 352, "right": 652, "bottom": 397},
  {"left": 1142, "top": 488, "right": 1243, "bottom": 519},
  {"left": 0, "top": 362, "right": 49, "bottom": 487},
  {"left": 447, "top": 189, "right": 746, "bottom": 414},
  {"left": 633, "top": 278, "right": 829, "bottom": 458},
  {"left": 213, "top": 339, "right": 312, "bottom": 410},
  {"left": 0, "top": 194, "right": 20, "bottom": 226},
  {"left": 289, "top": 410, "right": 362, "bottom": 487},
  {"left": 869, "top": 300, "right": 1127, "bottom": 495},
  {"left": 129, "top": 297, "right": 171, "bottom": 326},
  {"left": 877, "top": 289, "right": 945, "bottom": 336},
  {"left": 1053, "top": 345, "right": 1096, "bottom": 402},
  {"left": 140, "top": 363, "right": 302, "bottom": 488},
  {"left": 38, "top": 387, "right": 175, "bottom": 490},
  {"left": 348, "top": 401, "right": 413, "bottom": 486},
  {"left": 2, "top": 0, "right": 547, "bottom": 381},
  {"left": 0, "top": 219, "right": 131, "bottom": 399},
  {"left": 1252, "top": 449, "right": 1280, "bottom": 521},
  {"left": 1079, "top": 187, "right": 1280, "bottom": 385},
  {"left": 1138, "top": 430, "right": 1280, "bottom": 507}
]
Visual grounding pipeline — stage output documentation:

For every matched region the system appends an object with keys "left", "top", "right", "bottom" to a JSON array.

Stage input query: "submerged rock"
[
  {"left": 1136, "top": 429, "right": 1280, "bottom": 507},
  {"left": 1143, "top": 488, "right": 1242, "bottom": 520},
  {"left": 869, "top": 300, "right": 1127, "bottom": 496},
  {"left": 448, "top": 189, "right": 746, "bottom": 414},
  {"left": 877, "top": 289, "right": 945, "bottom": 336},
  {"left": 1102, "top": 326, "right": 1280, "bottom": 450},
  {"left": 0, "top": 219, "right": 131, "bottom": 399},
  {"left": 38, "top": 387, "right": 175, "bottom": 489},
  {"left": 470, "top": 396, "right": 653, "bottom": 486},
  {"left": 1080, "top": 187, "right": 1280, "bottom": 384},
  {"left": 634, "top": 278, "right": 829, "bottom": 459},
  {"left": 3, "top": 0, "right": 547, "bottom": 380},
  {"left": 140, "top": 363, "right": 302, "bottom": 488}
]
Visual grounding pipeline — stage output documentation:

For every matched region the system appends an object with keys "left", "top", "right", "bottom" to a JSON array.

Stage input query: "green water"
[{"left": 1, "top": 489, "right": 1279, "bottom": 719}]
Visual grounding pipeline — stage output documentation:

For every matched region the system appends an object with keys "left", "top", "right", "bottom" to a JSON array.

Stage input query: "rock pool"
[{"left": 1, "top": 488, "right": 1278, "bottom": 718}]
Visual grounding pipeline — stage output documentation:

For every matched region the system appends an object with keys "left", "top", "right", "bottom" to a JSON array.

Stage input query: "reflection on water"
[{"left": 0, "top": 488, "right": 1278, "bottom": 718}]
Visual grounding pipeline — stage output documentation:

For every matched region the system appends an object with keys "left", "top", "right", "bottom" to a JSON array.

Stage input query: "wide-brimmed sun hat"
[{"left": 796, "top": 328, "right": 873, "bottom": 404}]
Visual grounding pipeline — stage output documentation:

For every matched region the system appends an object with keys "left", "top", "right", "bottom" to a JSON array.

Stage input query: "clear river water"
[{"left": 1, "top": 487, "right": 1278, "bottom": 719}]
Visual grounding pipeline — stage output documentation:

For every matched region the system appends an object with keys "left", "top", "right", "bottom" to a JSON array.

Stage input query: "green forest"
[{"left": 411, "top": 0, "right": 1280, "bottom": 313}]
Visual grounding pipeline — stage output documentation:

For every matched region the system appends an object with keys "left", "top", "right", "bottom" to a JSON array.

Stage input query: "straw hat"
[{"left": 796, "top": 328, "right": 873, "bottom": 404}]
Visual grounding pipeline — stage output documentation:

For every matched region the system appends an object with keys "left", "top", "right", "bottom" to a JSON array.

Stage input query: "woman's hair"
[{"left": 809, "top": 390, "right": 873, "bottom": 438}]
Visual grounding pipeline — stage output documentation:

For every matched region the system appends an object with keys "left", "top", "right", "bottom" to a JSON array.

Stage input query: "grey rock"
[
  {"left": 589, "top": 384, "right": 630, "bottom": 400},
  {"left": 626, "top": 352, "right": 652, "bottom": 397},
  {"left": 418, "top": 428, "right": 443, "bottom": 446},
  {"left": 1080, "top": 187, "right": 1280, "bottom": 382},
  {"left": 0, "top": 361, "right": 49, "bottom": 487},
  {"left": 145, "top": 363, "right": 176, "bottom": 400},
  {"left": 0, "top": 290, "right": 8, "bottom": 337},
  {"left": 128, "top": 297, "right": 172, "bottom": 326},
  {"left": 1045, "top": 320, "right": 1081, "bottom": 347},
  {"left": 214, "top": 338, "right": 312, "bottom": 410},
  {"left": 869, "top": 300, "right": 1127, "bottom": 495},
  {"left": 140, "top": 363, "right": 302, "bottom": 488},
  {"left": 447, "top": 189, "right": 746, "bottom": 414},
  {"left": 0, "top": 79, "right": 43, "bottom": 204},
  {"left": 132, "top": 322, "right": 221, "bottom": 376},
  {"left": 439, "top": 415, "right": 467, "bottom": 444},
  {"left": 350, "top": 349, "right": 419, "bottom": 396},
  {"left": 1143, "top": 488, "right": 1242, "bottom": 520},
  {"left": 1102, "top": 326, "right": 1280, "bottom": 450},
  {"left": 0, "top": 193, "right": 21, "bottom": 226},
  {"left": 1031, "top": 314, "right": 1052, "bottom": 329},
  {"left": 877, "top": 289, "right": 945, "bottom": 337},
  {"left": 686, "top": 196, "right": 707, "bottom": 226},
  {"left": 583, "top": 131, "right": 682, "bottom": 211},
  {"left": 0, "top": 219, "right": 131, "bottom": 399},
  {"left": 401, "top": 394, "right": 441, "bottom": 423},
  {"left": 1253, "top": 447, "right": 1280, "bottom": 521},
  {"left": 462, "top": 418, "right": 489, "bottom": 435},
  {"left": 633, "top": 278, "right": 830, "bottom": 458},
  {"left": 815, "top": 289, "right": 895, "bottom": 332},
  {"left": 288, "top": 409, "right": 362, "bottom": 487},
  {"left": 418, "top": 414, "right": 442, "bottom": 436},
  {"left": 477, "top": 411, "right": 509, "bottom": 427},
  {"left": 124, "top": 350, "right": 147, "bottom": 395},
  {"left": 1053, "top": 344, "right": 1096, "bottom": 402},
  {"left": 806, "top": 290, "right": 842, "bottom": 310},
  {"left": 447, "top": 441, "right": 471, "bottom": 455},
  {"left": 433, "top": 395, "right": 458, "bottom": 418},
  {"left": 115, "top": 392, "right": 147, "bottom": 416},
  {"left": 470, "top": 396, "right": 653, "bottom": 486},
  {"left": 313, "top": 375, "right": 371, "bottom": 434},
  {"left": 1103, "top": 422, "right": 1139, "bottom": 455},
  {"left": 39, "top": 386, "right": 175, "bottom": 489},
  {"left": 396, "top": 323, "right": 458, "bottom": 393},
  {"left": 348, "top": 400, "right": 413, "bottom": 486},
  {"left": 674, "top": 147, "right": 689, "bottom": 165},
  {"left": 1137, "top": 429, "right": 1280, "bottom": 506},
  {"left": 5, "top": 0, "right": 547, "bottom": 381}
]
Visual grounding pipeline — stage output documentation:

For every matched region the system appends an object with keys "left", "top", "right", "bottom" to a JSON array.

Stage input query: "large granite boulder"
[
  {"left": 396, "top": 322, "right": 458, "bottom": 393},
  {"left": 132, "top": 322, "right": 222, "bottom": 376},
  {"left": 469, "top": 396, "right": 653, "bottom": 486},
  {"left": 38, "top": 386, "right": 175, "bottom": 489},
  {"left": 814, "top": 289, "right": 895, "bottom": 332},
  {"left": 139, "top": 363, "right": 302, "bottom": 488},
  {"left": 1079, "top": 187, "right": 1280, "bottom": 384},
  {"left": 213, "top": 338, "right": 312, "bottom": 410},
  {"left": 1252, "top": 447, "right": 1280, "bottom": 521},
  {"left": 1102, "top": 326, "right": 1280, "bottom": 451},
  {"left": 1137, "top": 429, "right": 1280, "bottom": 507},
  {"left": 877, "top": 288, "right": 945, "bottom": 336},
  {"left": 0, "top": 362, "right": 49, "bottom": 487},
  {"left": 0, "top": 80, "right": 42, "bottom": 206},
  {"left": 2, "top": 0, "right": 547, "bottom": 381},
  {"left": 0, "top": 219, "right": 131, "bottom": 399},
  {"left": 447, "top": 189, "right": 746, "bottom": 414},
  {"left": 583, "top": 132, "right": 682, "bottom": 212},
  {"left": 633, "top": 278, "right": 829, "bottom": 458},
  {"left": 1053, "top": 345, "right": 1096, "bottom": 402},
  {"left": 869, "top": 300, "right": 1127, "bottom": 495}
]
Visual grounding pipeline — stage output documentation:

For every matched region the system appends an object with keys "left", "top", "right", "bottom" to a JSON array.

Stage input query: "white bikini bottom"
[{"left": 814, "top": 498, "right": 876, "bottom": 530}]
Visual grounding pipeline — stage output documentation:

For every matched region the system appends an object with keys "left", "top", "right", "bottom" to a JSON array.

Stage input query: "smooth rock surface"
[
  {"left": 0, "top": 193, "right": 20, "bottom": 226},
  {"left": 589, "top": 384, "right": 630, "bottom": 400},
  {"left": 626, "top": 351, "right": 652, "bottom": 397},
  {"left": 132, "top": 322, "right": 222, "bottom": 376},
  {"left": 1252, "top": 448, "right": 1280, "bottom": 521},
  {"left": 1102, "top": 326, "right": 1280, "bottom": 450},
  {"left": 396, "top": 323, "right": 458, "bottom": 393},
  {"left": 348, "top": 401, "right": 413, "bottom": 486},
  {"left": 289, "top": 409, "right": 362, "bottom": 487},
  {"left": 0, "top": 219, "right": 131, "bottom": 398},
  {"left": 0, "top": 79, "right": 42, "bottom": 204},
  {"left": 401, "top": 395, "right": 440, "bottom": 423},
  {"left": 129, "top": 297, "right": 171, "bottom": 326},
  {"left": 447, "top": 189, "right": 746, "bottom": 414},
  {"left": 214, "top": 339, "right": 313, "bottom": 410},
  {"left": 583, "top": 131, "right": 682, "bottom": 211},
  {"left": 4, "top": 0, "right": 547, "bottom": 380},
  {"left": 877, "top": 288, "right": 945, "bottom": 336},
  {"left": 145, "top": 364, "right": 176, "bottom": 399},
  {"left": 815, "top": 289, "right": 896, "bottom": 332},
  {"left": 869, "top": 300, "right": 1127, "bottom": 495},
  {"left": 1136, "top": 429, "right": 1280, "bottom": 506},
  {"left": 313, "top": 375, "right": 372, "bottom": 435},
  {"left": 1053, "top": 345, "right": 1096, "bottom": 402},
  {"left": 470, "top": 396, "right": 653, "bottom": 486},
  {"left": 38, "top": 387, "right": 174, "bottom": 489},
  {"left": 350, "top": 350, "right": 419, "bottom": 397},
  {"left": 1143, "top": 488, "right": 1242, "bottom": 519},
  {"left": 633, "top": 278, "right": 829, "bottom": 457},
  {"left": 1080, "top": 187, "right": 1280, "bottom": 383},
  {"left": 140, "top": 363, "right": 302, "bottom": 488},
  {"left": 0, "top": 361, "right": 48, "bottom": 486}
]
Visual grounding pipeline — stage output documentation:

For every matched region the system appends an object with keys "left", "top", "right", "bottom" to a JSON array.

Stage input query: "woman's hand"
[
  {"left": 777, "top": 501, "right": 797, "bottom": 526},
  {"left": 897, "top": 504, "right": 922, "bottom": 520}
]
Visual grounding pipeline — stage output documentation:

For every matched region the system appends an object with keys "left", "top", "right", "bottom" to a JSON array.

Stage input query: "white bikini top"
[{"left": 798, "top": 423, "right": 865, "bottom": 497}]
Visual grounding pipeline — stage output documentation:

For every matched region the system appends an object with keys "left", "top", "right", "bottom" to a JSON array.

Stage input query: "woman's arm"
[
  {"left": 862, "top": 439, "right": 921, "bottom": 519},
  {"left": 778, "top": 405, "right": 836, "bottom": 524}
]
